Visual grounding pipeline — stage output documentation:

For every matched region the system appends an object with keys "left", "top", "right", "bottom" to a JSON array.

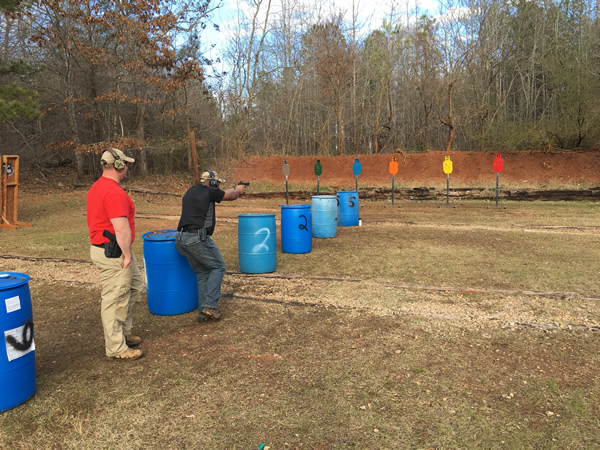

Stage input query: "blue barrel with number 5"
[
  {"left": 0, "top": 272, "right": 35, "bottom": 412},
  {"left": 337, "top": 191, "right": 359, "bottom": 226},
  {"left": 281, "top": 205, "right": 312, "bottom": 254}
]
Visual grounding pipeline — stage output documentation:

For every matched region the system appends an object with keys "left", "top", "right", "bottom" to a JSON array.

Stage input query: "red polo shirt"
[{"left": 87, "top": 176, "right": 135, "bottom": 245}]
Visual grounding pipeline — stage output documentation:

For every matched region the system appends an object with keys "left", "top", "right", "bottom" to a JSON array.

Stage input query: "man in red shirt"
[{"left": 87, "top": 148, "right": 144, "bottom": 360}]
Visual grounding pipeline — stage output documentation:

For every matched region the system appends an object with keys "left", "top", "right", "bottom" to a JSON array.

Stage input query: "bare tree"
[{"left": 304, "top": 16, "right": 354, "bottom": 155}]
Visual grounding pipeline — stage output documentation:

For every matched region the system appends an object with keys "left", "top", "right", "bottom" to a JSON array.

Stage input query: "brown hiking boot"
[
  {"left": 200, "top": 307, "right": 223, "bottom": 321},
  {"left": 125, "top": 335, "right": 143, "bottom": 347},
  {"left": 112, "top": 348, "right": 144, "bottom": 361}
]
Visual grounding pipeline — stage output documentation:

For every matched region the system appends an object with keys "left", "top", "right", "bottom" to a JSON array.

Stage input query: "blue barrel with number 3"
[{"left": 281, "top": 205, "right": 312, "bottom": 254}]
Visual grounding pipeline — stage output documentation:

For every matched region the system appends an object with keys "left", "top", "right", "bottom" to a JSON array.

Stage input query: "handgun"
[{"left": 237, "top": 181, "right": 250, "bottom": 186}]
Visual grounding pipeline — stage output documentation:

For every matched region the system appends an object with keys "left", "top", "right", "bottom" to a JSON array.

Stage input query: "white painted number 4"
[{"left": 4, "top": 323, "right": 35, "bottom": 362}]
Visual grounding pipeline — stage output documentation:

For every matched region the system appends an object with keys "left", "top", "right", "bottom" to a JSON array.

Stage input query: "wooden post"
[
  {"left": 189, "top": 131, "right": 200, "bottom": 185},
  {"left": 1, "top": 155, "right": 32, "bottom": 228}
]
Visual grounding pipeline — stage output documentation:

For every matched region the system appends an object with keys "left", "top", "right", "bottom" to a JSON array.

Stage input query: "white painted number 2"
[{"left": 252, "top": 228, "right": 271, "bottom": 252}]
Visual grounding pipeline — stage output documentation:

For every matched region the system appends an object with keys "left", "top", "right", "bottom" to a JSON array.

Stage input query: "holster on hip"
[
  {"left": 200, "top": 228, "right": 208, "bottom": 242},
  {"left": 103, "top": 230, "right": 123, "bottom": 258}
]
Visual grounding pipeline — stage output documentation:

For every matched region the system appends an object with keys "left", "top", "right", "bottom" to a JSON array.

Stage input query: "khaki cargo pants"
[{"left": 90, "top": 246, "right": 145, "bottom": 357}]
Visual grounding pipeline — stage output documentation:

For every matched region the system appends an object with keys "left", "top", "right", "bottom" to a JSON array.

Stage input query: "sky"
[
  {"left": 199, "top": 0, "right": 441, "bottom": 82},
  {"left": 202, "top": 0, "right": 441, "bottom": 57},
  {"left": 217, "top": 0, "right": 441, "bottom": 35}
]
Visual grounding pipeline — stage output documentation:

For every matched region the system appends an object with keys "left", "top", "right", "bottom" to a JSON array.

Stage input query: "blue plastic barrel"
[
  {"left": 0, "top": 272, "right": 35, "bottom": 412},
  {"left": 142, "top": 229, "right": 198, "bottom": 315},
  {"left": 281, "top": 205, "right": 312, "bottom": 254},
  {"left": 337, "top": 191, "right": 359, "bottom": 227},
  {"left": 238, "top": 214, "right": 277, "bottom": 273},
  {"left": 311, "top": 195, "right": 337, "bottom": 238}
]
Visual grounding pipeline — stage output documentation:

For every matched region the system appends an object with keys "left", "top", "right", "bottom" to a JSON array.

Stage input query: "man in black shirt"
[{"left": 176, "top": 170, "right": 247, "bottom": 322}]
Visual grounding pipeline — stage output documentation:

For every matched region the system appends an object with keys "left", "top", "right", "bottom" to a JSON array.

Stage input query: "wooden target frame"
[{"left": 1, "top": 155, "right": 32, "bottom": 229}]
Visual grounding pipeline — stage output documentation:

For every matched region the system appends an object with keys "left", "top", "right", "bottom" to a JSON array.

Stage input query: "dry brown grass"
[{"left": 1, "top": 189, "right": 599, "bottom": 448}]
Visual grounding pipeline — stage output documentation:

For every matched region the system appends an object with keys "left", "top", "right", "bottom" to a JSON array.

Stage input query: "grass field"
[{"left": 1, "top": 188, "right": 599, "bottom": 448}]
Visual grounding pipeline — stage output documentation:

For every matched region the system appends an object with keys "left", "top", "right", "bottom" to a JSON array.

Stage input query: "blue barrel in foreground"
[
  {"left": 337, "top": 191, "right": 359, "bottom": 227},
  {"left": 281, "top": 205, "right": 312, "bottom": 254},
  {"left": 142, "top": 229, "right": 198, "bottom": 315},
  {"left": 238, "top": 214, "right": 277, "bottom": 273},
  {"left": 311, "top": 195, "right": 337, "bottom": 238},
  {"left": 0, "top": 272, "right": 35, "bottom": 412}
]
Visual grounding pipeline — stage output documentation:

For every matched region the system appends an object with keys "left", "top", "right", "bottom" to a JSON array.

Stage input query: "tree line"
[{"left": 1, "top": 0, "right": 599, "bottom": 178}]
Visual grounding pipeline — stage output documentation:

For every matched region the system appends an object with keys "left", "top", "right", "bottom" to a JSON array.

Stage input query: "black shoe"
[
  {"left": 200, "top": 307, "right": 223, "bottom": 321},
  {"left": 125, "top": 335, "right": 143, "bottom": 347}
]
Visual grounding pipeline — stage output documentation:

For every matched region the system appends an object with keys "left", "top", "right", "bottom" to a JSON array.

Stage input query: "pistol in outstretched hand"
[{"left": 237, "top": 181, "right": 250, "bottom": 186}]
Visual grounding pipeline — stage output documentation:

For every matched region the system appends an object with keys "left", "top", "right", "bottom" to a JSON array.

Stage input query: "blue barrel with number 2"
[{"left": 238, "top": 214, "right": 277, "bottom": 273}]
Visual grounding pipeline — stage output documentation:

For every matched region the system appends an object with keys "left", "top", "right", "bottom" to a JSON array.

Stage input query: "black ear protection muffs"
[
  {"left": 101, "top": 149, "right": 125, "bottom": 171},
  {"left": 207, "top": 170, "right": 219, "bottom": 187}
]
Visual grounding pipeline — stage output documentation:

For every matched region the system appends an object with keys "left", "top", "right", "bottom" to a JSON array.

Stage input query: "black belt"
[
  {"left": 180, "top": 225, "right": 201, "bottom": 233},
  {"left": 179, "top": 226, "right": 209, "bottom": 242},
  {"left": 93, "top": 243, "right": 106, "bottom": 248}
]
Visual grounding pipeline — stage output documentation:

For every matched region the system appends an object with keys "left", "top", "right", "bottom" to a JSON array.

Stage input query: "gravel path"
[{"left": 4, "top": 257, "right": 599, "bottom": 333}]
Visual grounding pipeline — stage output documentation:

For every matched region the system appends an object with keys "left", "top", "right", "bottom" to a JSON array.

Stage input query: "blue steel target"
[{"left": 352, "top": 158, "right": 361, "bottom": 175}]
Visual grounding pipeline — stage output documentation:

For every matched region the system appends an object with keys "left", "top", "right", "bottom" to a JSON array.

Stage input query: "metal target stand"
[
  {"left": 488, "top": 154, "right": 507, "bottom": 209},
  {"left": 438, "top": 156, "right": 457, "bottom": 208},
  {"left": 385, "top": 156, "right": 402, "bottom": 208},
  {"left": 1, "top": 155, "right": 32, "bottom": 229}
]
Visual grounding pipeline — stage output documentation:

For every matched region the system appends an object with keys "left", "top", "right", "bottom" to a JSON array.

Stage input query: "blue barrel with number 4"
[
  {"left": 0, "top": 272, "right": 35, "bottom": 412},
  {"left": 311, "top": 195, "right": 337, "bottom": 238}
]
